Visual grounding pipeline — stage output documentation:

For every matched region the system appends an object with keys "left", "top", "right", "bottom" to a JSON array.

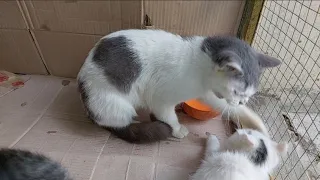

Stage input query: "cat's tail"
[
  {"left": 235, "top": 105, "right": 270, "bottom": 137},
  {"left": 106, "top": 119, "right": 172, "bottom": 144}
]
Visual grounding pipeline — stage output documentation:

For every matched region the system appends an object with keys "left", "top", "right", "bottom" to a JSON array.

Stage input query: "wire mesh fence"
[{"left": 249, "top": 0, "right": 320, "bottom": 180}]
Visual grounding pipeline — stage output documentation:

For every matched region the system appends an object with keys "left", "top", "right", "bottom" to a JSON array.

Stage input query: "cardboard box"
[
  {"left": 33, "top": 31, "right": 101, "bottom": 77},
  {"left": 1, "top": 1, "right": 245, "bottom": 77},
  {"left": 23, "top": 1, "right": 142, "bottom": 35},
  {"left": 0, "top": 1, "right": 47, "bottom": 74},
  {"left": 144, "top": 1, "right": 244, "bottom": 36},
  {"left": 0, "top": 29, "right": 47, "bottom": 74}
]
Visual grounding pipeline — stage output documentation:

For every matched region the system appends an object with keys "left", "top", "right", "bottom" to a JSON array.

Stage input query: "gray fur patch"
[
  {"left": 93, "top": 36, "right": 142, "bottom": 93},
  {"left": 181, "top": 35, "right": 194, "bottom": 41},
  {"left": 250, "top": 139, "right": 268, "bottom": 166},
  {"left": 201, "top": 36, "right": 261, "bottom": 89}
]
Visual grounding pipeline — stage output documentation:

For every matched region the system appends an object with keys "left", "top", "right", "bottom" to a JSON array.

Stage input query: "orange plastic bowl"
[{"left": 183, "top": 99, "right": 220, "bottom": 120}]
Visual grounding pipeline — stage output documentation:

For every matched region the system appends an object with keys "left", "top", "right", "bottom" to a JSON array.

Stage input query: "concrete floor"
[{"left": 0, "top": 75, "right": 229, "bottom": 180}]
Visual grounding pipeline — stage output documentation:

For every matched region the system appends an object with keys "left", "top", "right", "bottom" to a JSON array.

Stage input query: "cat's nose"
[{"left": 239, "top": 98, "right": 248, "bottom": 105}]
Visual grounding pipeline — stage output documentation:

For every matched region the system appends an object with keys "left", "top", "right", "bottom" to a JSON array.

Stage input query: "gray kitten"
[{"left": 0, "top": 149, "right": 71, "bottom": 180}]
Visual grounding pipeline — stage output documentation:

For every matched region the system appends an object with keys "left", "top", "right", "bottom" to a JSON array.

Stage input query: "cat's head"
[
  {"left": 202, "top": 36, "right": 281, "bottom": 106},
  {"left": 227, "top": 129, "right": 288, "bottom": 171}
]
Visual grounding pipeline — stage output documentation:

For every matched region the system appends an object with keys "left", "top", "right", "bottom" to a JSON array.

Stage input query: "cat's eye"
[{"left": 228, "top": 66, "right": 236, "bottom": 72}]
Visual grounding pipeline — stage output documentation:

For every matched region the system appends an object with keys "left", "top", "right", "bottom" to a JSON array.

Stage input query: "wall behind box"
[{"left": 0, "top": 0, "right": 245, "bottom": 78}]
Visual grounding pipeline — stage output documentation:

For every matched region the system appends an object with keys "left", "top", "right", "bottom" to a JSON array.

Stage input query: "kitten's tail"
[{"left": 107, "top": 118, "right": 172, "bottom": 144}]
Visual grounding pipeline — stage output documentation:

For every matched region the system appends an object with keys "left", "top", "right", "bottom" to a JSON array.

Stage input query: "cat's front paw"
[{"left": 172, "top": 125, "right": 189, "bottom": 138}]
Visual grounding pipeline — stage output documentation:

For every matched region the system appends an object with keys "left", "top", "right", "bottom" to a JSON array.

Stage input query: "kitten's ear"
[
  {"left": 257, "top": 53, "right": 282, "bottom": 68},
  {"left": 240, "top": 134, "right": 254, "bottom": 147},
  {"left": 218, "top": 51, "right": 243, "bottom": 77},
  {"left": 276, "top": 143, "right": 288, "bottom": 154}
]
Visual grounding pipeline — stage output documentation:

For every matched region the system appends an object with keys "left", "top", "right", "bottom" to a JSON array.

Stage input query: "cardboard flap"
[
  {"left": 0, "top": 29, "right": 47, "bottom": 74},
  {"left": 25, "top": 1, "right": 142, "bottom": 35},
  {"left": 144, "top": 1, "right": 244, "bottom": 36},
  {"left": 0, "top": 1, "right": 28, "bottom": 29}
]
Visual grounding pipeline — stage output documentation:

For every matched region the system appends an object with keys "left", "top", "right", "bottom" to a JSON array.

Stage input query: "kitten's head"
[
  {"left": 202, "top": 36, "right": 281, "bottom": 106},
  {"left": 227, "top": 129, "right": 288, "bottom": 171}
]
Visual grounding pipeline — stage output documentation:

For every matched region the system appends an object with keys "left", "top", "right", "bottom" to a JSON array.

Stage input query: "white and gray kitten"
[
  {"left": 77, "top": 29, "right": 281, "bottom": 143},
  {"left": 190, "top": 129, "right": 288, "bottom": 180}
]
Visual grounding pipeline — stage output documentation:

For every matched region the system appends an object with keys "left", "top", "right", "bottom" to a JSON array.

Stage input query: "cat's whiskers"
[
  {"left": 226, "top": 106, "right": 231, "bottom": 130},
  {"left": 236, "top": 109, "right": 240, "bottom": 128},
  {"left": 220, "top": 105, "right": 228, "bottom": 118},
  {"left": 228, "top": 106, "right": 235, "bottom": 130},
  {"left": 220, "top": 105, "right": 229, "bottom": 130},
  {"left": 231, "top": 106, "right": 241, "bottom": 128}
]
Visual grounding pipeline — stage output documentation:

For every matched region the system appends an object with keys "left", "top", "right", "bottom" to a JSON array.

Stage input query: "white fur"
[
  {"left": 190, "top": 129, "right": 287, "bottom": 180},
  {"left": 78, "top": 29, "right": 269, "bottom": 138}
]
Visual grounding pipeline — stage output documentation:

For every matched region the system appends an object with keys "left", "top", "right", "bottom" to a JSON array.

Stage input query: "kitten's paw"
[
  {"left": 172, "top": 125, "right": 189, "bottom": 138},
  {"left": 208, "top": 135, "right": 219, "bottom": 144},
  {"left": 206, "top": 135, "right": 220, "bottom": 152}
]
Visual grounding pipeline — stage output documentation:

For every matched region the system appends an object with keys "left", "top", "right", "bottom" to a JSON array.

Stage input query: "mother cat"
[{"left": 77, "top": 29, "right": 281, "bottom": 143}]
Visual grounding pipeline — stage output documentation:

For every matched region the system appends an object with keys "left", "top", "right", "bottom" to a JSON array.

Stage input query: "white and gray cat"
[
  {"left": 190, "top": 129, "right": 287, "bottom": 180},
  {"left": 77, "top": 29, "right": 281, "bottom": 143}
]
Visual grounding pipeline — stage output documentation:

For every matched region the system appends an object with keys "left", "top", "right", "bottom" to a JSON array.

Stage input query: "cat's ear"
[
  {"left": 218, "top": 51, "right": 243, "bottom": 77},
  {"left": 240, "top": 134, "right": 254, "bottom": 147},
  {"left": 257, "top": 53, "right": 282, "bottom": 68},
  {"left": 221, "top": 62, "right": 243, "bottom": 77}
]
